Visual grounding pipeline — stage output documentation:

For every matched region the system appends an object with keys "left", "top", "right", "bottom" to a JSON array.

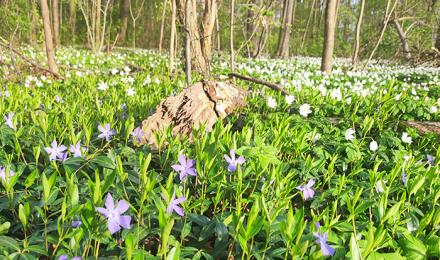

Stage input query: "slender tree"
[
  {"left": 169, "top": 0, "right": 176, "bottom": 73},
  {"left": 118, "top": 0, "right": 130, "bottom": 44},
  {"left": 69, "top": 0, "right": 77, "bottom": 43},
  {"left": 52, "top": 0, "right": 61, "bottom": 47},
  {"left": 321, "top": 0, "right": 338, "bottom": 74},
  {"left": 40, "top": 0, "right": 59, "bottom": 73},
  {"left": 392, "top": 19, "right": 411, "bottom": 60},
  {"left": 184, "top": 0, "right": 191, "bottom": 84},
  {"left": 277, "top": 0, "right": 296, "bottom": 58},
  {"left": 159, "top": 0, "right": 167, "bottom": 52},
  {"left": 352, "top": 0, "right": 365, "bottom": 67},
  {"left": 230, "top": 0, "right": 235, "bottom": 71}
]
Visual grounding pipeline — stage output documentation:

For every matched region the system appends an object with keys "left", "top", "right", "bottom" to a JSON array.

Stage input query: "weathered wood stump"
[
  {"left": 402, "top": 121, "right": 440, "bottom": 135},
  {"left": 139, "top": 80, "right": 247, "bottom": 148}
]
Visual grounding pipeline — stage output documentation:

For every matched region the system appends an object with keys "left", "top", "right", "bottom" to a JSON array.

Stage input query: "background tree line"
[{"left": 0, "top": 0, "right": 439, "bottom": 63}]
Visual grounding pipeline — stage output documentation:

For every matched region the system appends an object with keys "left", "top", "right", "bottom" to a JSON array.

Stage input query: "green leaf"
[
  {"left": 126, "top": 233, "right": 135, "bottom": 260},
  {"left": 398, "top": 233, "right": 427, "bottom": 260},
  {"left": 350, "top": 233, "right": 361, "bottom": 260},
  {"left": 0, "top": 236, "right": 20, "bottom": 251},
  {"left": 166, "top": 243, "right": 181, "bottom": 260},
  {"left": 382, "top": 201, "right": 402, "bottom": 224},
  {"left": 90, "top": 156, "right": 115, "bottom": 169}
]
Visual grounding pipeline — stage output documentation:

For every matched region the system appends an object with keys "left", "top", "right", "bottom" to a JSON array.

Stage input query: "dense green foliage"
[{"left": 0, "top": 48, "right": 439, "bottom": 259}]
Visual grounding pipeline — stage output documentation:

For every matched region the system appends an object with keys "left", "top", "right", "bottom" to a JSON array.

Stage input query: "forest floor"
[{"left": 0, "top": 48, "right": 439, "bottom": 259}]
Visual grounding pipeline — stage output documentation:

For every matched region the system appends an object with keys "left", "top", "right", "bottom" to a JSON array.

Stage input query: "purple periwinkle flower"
[
  {"left": 402, "top": 173, "right": 407, "bottom": 187},
  {"left": 59, "top": 152, "right": 68, "bottom": 162},
  {"left": 427, "top": 154, "right": 436, "bottom": 166},
  {"left": 58, "top": 255, "right": 68, "bottom": 260},
  {"left": 130, "top": 127, "right": 144, "bottom": 143},
  {"left": 171, "top": 155, "right": 197, "bottom": 181},
  {"left": 45, "top": 140, "right": 67, "bottom": 161},
  {"left": 98, "top": 123, "right": 116, "bottom": 142},
  {"left": 224, "top": 149, "right": 245, "bottom": 172},
  {"left": 96, "top": 193, "right": 131, "bottom": 234},
  {"left": 313, "top": 222, "right": 335, "bottom": 257},
  {"left": 0, "top": 167, "right": 14, "bottom": 182},
  {"left": 72, "top": 220, "right": 82, "bottom": 228},
  {"left": 166, "top": 192, "right": 186, "bottom": 217},
  {"left": 3, "top": 112, "right": 15, "bottom": 130},
  {"left": 70, "top": 141, "right": 86, "bottom": 158},
  {"left": 296, "top": 179, "right": 315, "bottom": 200}
]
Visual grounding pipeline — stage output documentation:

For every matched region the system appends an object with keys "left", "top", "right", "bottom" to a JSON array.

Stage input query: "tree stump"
[{"left": 139, "top": 80, "right": 247, "bottom": 148}]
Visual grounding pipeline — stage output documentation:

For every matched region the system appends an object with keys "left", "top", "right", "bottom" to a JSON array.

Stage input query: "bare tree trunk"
[
  {"left": 230, "top": 0, "right": 235, "bottom": 71},
  {"left": 52, "top": 0, "right": 60, "bottom": 48},
  {"left": 215, "top": 2, "right": 220, "bottom": 51},
  {"left": 277, "top": 0, "right": 296, "bottom": 58},
  {"left": 95, "top": 0, "right": 102, "bottom": 49},
  {"left": 169, "top": 0, "right": 176, "bottom": 73},
  {"left": 321, "top": 0, "right": 338, "bottom": 74},
  {"left": 40, "top": 0, "right": 59, "bottom": 74},
  {"left": 392, "top": 19, "right": 411, "bottom": 60},
  {"left": 352, "top": 0, "right": 365, "bottom": 67},
  {"left": 177, "top": 0, "right": 217, "bottom": 78},
  {"left": 69, "top": 0, "right": 77, "bottom": 43},
  {"left": 185, "top": 0, "right": 191, "bottom": 84},
  {"left": 159, "top": 0, "right": 167, "bottom": 52},
  {"left": 118, "top": 0, "right": 130, "bottom": 44}
]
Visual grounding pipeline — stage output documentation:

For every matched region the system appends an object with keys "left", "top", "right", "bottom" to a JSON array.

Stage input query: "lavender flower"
[
  {"left": 296, "top": 179, "right": 315, "bottom": 200},
  {"left": 171, "top": 155, "right": 197, "bottom": 181},
  {"left": 58, "top": 255, "right": 68, "bottom": 260},
  {"left": 72, "top": 220, "right": 82, "bottom": 228},
  {"left": 96, "top": 193, "right": 131, "bottom": 234},
  {"left": 70, "top": 141, "right": 86, "bottom": 158},
  {"left": 313, "top": 222, "right": 335, "bottom": 256},
  {"left": 59, "top": 152, "right": 69, "bottom": 162},
  {"left": 427, "top": 154, "right": 436, "bottom": 166},
  {"left": 224, "top": 149, "right": 245, "bottom": 172},
  {"left": 166, "top": 192, "right": 186, "bottom": 217},
  {"left": 0, "top": 167, "right": 14, "bottom": 182},
  {"left": 45, "top": 140, "right": 67, "bottom": 161},
  {"left": 3, "top": 112, "right": 14, "bottom": 130},
  {"left": 130, "top": 127, "right": 144, "bottom": 143},
  {"left": 98, "top": 124, "right": 116, "bottom": 142}
]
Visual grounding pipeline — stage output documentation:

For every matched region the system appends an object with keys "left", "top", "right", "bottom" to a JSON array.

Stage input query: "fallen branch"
[
  {"left": 228, "top": 72, "right": 290, "bottom": 95},
  {"left": 0, "top": 40, "right": 64, "bottom": 79}
]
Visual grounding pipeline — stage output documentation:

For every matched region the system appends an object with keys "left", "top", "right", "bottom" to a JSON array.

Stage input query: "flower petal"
[
  {"left": 105, "top": 193, "right": 114, "bottom": 210},
  {"left": 116, "top": 200, "right": 130, "bottom": 214},
  {"left": 118, "top": 215, "right": 131, "bottom": 229},
  {"left": 173, "top": 205, "right": 185, "bottom": 217},
  {"left": 96, "top": 207, "right": 110, "bottom": 218},
  {"left": 178, "top": 155, "right": 186, "bottom": 166},
  {"left": 108, "top": 218, "right": 121, "bottom": 234}
]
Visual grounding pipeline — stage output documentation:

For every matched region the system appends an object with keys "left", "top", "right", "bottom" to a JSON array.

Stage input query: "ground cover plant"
[{"left": 0, "top": 47, "right": 439, "bottom": 259}]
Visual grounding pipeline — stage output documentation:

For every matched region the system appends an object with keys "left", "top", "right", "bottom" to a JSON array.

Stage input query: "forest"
[{"left": 0, "top": 0, "right": 439, "bottom": 259}]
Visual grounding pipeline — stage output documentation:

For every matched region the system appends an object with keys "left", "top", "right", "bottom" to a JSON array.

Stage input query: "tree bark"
[
  {"left": 230, "top": 0, "right": 235, "bottom": 71},
  {"left": 184, "top": 0, "right": 191, "bottom": 84},
  {"left": 392, "top": 19, "right": 411, "bottom": 60},
  {"left": 69, "top": 0, "right": 77, "bottom": 43},
  {"left": 352, "top": 0, "right": 365, "bottom": 67},
  {"left": 169, "top": 0, "right": 176, "bottom": 73},
  {"left": 158, "top": 0, "right": 167, "bottom": 52},
  {"left": 276, "top": 0, "right": 296, "bottom": 58},
  {"left": 52, "top": 0, "right": 61, "bottom": 48},
  {"left": 177, "top": 0, "right": 217, "bottom": 78},
  {"left": 118, "top": 0, "right": 130, "bottom": 44},
  {"left": 321, "top": 0, "right": 338, "bottom": 74},
  {"left": 40, "top": 0, "right": 59, "bottom": 74}
]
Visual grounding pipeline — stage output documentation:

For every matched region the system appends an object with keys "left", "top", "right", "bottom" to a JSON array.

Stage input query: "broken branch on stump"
[
  {"left": 228, "top": 72, "right": 290, "bottom": 95},
  {"left": 0, "top": 40, "right": 64, "bottom": 79}
]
